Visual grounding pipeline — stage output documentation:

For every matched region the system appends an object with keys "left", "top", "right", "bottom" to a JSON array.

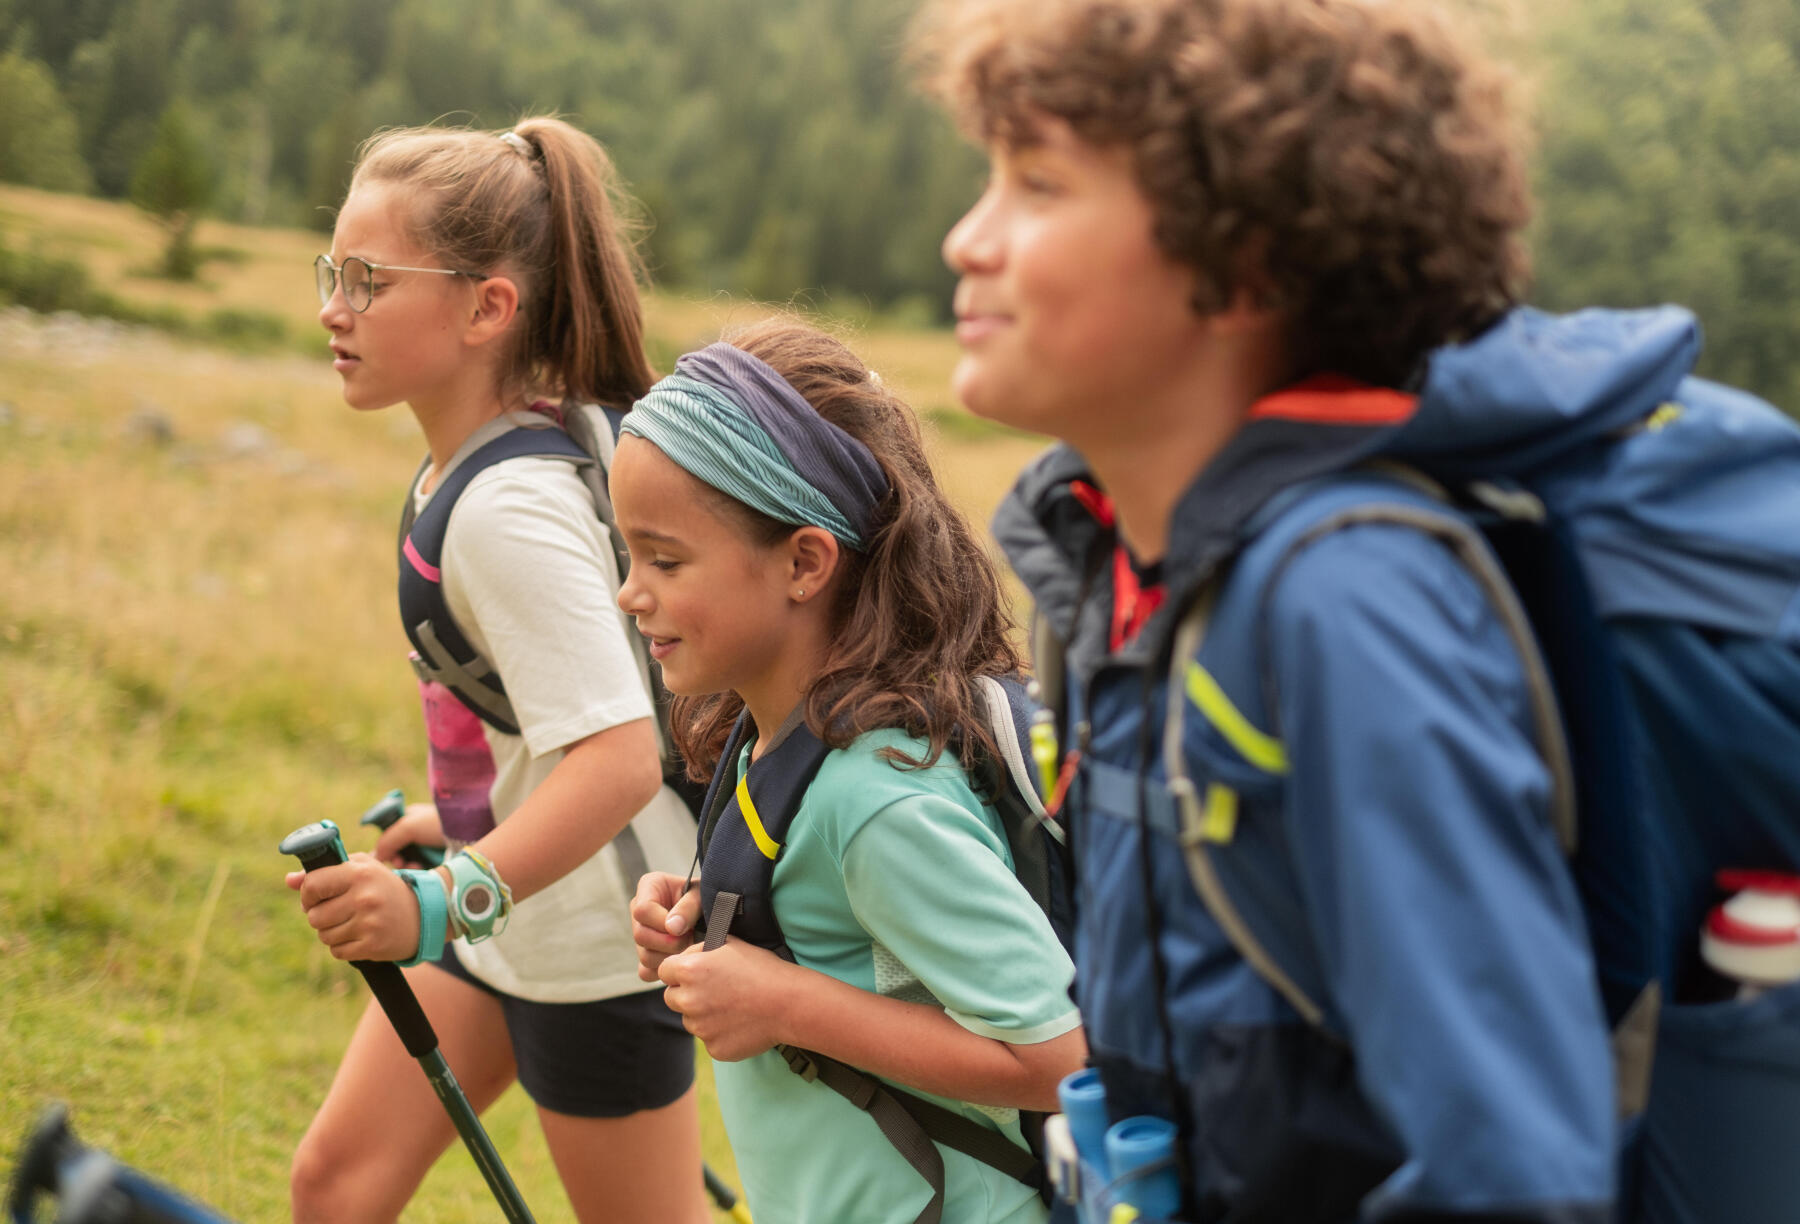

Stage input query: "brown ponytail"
[
  {"left": 350, "top": 116, "right": 656, "bottom": 407},
  {"left": 670, "top": 318, "right": 1022, "bottom": 785}
]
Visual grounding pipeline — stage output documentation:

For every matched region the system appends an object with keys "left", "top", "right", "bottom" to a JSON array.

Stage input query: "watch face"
[{"left": 462, "top": 884, "right": 495, "bottom": 921}]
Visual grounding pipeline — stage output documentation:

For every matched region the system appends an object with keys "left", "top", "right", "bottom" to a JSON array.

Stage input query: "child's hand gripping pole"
[
  {"left": 358, "top": 788, "right": 445, "bottom": 869},
  {"left": 278, "top": 820, "right": 535, "bottom": 1224}
]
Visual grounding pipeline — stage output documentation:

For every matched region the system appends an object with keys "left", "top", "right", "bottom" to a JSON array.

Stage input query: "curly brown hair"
[
  {"left": 915, "top": 0, "right": 1533, "bottom": 386},
  {"left": 669, "top": 317, "right": 1023, "bottom": 783}
]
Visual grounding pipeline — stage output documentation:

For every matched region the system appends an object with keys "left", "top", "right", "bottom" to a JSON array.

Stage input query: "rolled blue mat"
[
  {"left": 1057, "top": 1068, "right": 1111, "bottom": 1181},
  {"left": 1105, "top": 1115, "right": 1181, "bottom": 1218}
]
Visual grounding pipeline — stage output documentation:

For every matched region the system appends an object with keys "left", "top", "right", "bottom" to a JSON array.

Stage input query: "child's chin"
[
  {"left": 657, "top": 666, "right": 700, "bottom": 696},
  {"left": 952, "top": 363, "right": 1018, "bottom": 427}
]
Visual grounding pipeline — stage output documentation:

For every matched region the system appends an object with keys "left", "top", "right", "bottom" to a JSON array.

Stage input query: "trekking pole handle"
[
  {"left": 279, "top": 820, "right": 440, "bottom": 1060},
  {"left": 358, "top": 789, "right": 445, "bottom": 869}
]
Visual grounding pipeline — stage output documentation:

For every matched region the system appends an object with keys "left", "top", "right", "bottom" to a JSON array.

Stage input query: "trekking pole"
[
  {"left": 6, "top": 1102, "right": 235, "bottom": 1224},
  {"left": 357, "top": 788, "right": 444, "bottom": 868},
  {"left": 279, "top": 820, "right": 535, "bottom": 1224},
  {"left": 703, "top": 1163, "right": 753, "bottom": 1223}
]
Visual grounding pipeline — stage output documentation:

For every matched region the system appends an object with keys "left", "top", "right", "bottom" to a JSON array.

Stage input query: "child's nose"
[
  {"left": 616, "top": 567, "right": 646, "bottom": 616},
  {"left": 943, "top": 188, "right": 1002, "bottom": 274},
  {"left": 318, "top": 288, "right": 351, "bottom": 332}
]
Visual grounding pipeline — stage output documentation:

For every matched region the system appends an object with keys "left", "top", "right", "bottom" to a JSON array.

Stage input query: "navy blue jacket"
[{"left": 991, "top": 308, "right": 1767, "bottom": 1223}]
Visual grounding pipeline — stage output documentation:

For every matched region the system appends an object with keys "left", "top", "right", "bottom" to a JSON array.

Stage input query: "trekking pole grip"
[{"left": 279, "top": 820, "right": 439, "bottom": 1059}]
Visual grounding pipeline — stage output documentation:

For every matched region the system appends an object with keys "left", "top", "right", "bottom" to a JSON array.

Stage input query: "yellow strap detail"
[
  {"left": 736, "top": 774, "right": 782, "bottom": 860},
  {"left": 1202, "top": 783, "right": 1239, "bottom": 844},
  {"left": 1108, "top": 1206, "right": 1142, "bottom": 1224},
  {"left": 1646, "top": 402, "right": 1684, "bottom": 431},
  {"left": 1030, "top": 715, "right": 1060, "bottom": 801},
  {"left": 1183, "top": 661, "right": 1290, "bottom": 774}
]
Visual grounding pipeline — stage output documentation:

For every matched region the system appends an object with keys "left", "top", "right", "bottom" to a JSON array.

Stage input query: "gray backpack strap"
[
  {"left": 1028, "top": 606, "right": 1065, "bottom": 736},
  {"left": 1312, "top": 467, "right": 1578, "bottom": 854},
  {"left": 563, "top": 401, "right": 681, "bottom": 778},
  {"left": 562, "top": 402, "right": 661, "bottom": 885},
  {"left": 1163, "top": 582, "right": 1332, "bottom": 1030},
  {"left": 973, "top": 675, "right": 1056, "bottom": 835},
  {"left": 407, "top": 623, "right": 515, "bottom": 725},
  {"left": 1367, "top": 463, "right": 1656, "bottom": 1115},
  {"left": 1166, "top": 478, "right": 1581, "bottom": 1039}
]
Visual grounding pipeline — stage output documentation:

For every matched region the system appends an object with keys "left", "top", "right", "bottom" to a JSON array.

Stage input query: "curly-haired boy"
[{"left": 920, "top": 1, "right": 1800, "bottom": 1222}]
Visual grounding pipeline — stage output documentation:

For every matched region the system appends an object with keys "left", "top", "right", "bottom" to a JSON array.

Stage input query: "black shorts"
[{"left": 431, "top": 951, "right": 694, "bottom": 1119}]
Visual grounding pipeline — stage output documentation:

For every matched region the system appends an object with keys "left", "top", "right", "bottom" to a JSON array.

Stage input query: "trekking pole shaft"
[
  {"left": 702, "top": 1163, "right": 753, "bottom": 1223},
  {"left": 280, "top": 821, "right": 535, "bottom": 1223},
  {"left": 417, "top": 1049, "right": 534, "bottom": 1224}
]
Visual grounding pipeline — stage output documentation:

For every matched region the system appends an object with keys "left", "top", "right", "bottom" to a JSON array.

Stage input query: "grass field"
[{"left": 0, "top": 186, "right": 1047, "bottom": 1221}]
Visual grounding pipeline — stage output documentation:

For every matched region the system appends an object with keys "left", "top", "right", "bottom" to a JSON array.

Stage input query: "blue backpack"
[{"left": 1158, "top": 308, "right": 1800, "bottom": 1223}]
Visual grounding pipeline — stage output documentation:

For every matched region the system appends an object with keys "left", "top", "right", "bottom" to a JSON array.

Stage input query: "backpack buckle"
[{"left": 781, "top": 1046, "right": 820, "bottom": 1082}]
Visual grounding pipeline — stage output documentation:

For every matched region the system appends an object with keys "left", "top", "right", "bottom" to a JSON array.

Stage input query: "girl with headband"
[
  {"left": 621, "top": 319, "right": 1087, "bottom": 1224},
  {"left": 286, "top": 118, "right": 708, "bottom": 1223}
]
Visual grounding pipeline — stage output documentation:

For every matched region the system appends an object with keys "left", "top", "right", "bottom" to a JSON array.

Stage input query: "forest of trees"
[{"left": 0, "top": 0, "right": 1796, "bottom": 406}]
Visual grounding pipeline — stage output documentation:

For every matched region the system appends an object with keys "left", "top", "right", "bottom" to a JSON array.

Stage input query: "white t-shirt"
[{"left": 413, "top": 413, "right": 696, "bottom": 1002}]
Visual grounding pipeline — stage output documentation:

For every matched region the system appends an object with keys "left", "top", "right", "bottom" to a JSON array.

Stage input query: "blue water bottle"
[
  {"left": 1057, "top": 1068, "right": 1112, "bottom": 1183},
  {"left": 1105, "top": 1116, "right": 1180, "bottom": 1218}
]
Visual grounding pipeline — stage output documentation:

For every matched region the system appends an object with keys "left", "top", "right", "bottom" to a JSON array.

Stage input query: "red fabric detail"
[
  {"left": 1068, "top": 479, "right": 1115, "bottom": 527},
  {"left": 529, "top": 397, "right": 566, "bottom": 427},
  {"left": 1110, "top": 546, "right": 1167, "bottom": 652},
  {"left": 1046, "top": 750, "right": 1081, "bottom": 819},
  {"left": 1249, "top": 374, "right": 1418, "bottom": 426},
  {"left": 1717, "top": 869, "right": 1800, "bottom": 897},
  {"left": 1066, "top": 478, "right": 1163, "bottom": 648},
  {"left": 1709, "top": 906, "right": 1800, "bottom": 946}
]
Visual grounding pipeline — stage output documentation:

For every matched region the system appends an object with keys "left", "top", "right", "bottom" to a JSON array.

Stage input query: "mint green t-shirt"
[{"left": 712, "top": 726, "right": 1080, "bottom": 1224}]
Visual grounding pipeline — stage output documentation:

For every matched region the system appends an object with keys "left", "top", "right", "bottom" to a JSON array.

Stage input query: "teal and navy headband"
[{"left": 620, "top": 343, "right": 891, "bottom": 550}]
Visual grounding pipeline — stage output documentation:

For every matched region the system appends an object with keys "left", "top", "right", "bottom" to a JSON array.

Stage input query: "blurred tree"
[
  {"left": 0, "top": 48, "right": 91, "bottom": 191},
  {"left": 1532, "top": 0, "right": 1800, "bottom": 413},
  {"left": 130, "top": 101, "right": 214, "bottom": 280},
  {"left": 18, "top": 0, "right": 1786, "bottom": 370}
]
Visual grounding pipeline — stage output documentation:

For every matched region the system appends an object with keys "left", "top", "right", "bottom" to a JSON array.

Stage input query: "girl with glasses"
[{"left": 286, "top": 117, "right": 709, "bottom": 1224}]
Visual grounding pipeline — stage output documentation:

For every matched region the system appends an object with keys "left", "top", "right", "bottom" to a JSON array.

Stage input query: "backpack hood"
[{"left": 1388, "top": 305, "right": 1702, "bottom": 476}]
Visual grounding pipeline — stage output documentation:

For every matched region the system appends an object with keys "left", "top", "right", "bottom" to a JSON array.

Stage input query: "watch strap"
[{"left": 396, "top": 868, "right": 449, "bottom": 966}]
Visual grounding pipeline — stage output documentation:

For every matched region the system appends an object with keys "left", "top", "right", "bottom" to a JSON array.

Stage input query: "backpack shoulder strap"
[
  {"left": 558, "top": 401, "right": 630, "bottom": 605},
  {"left": 1322, "top": 468, "right": 1576, "bottom": 851},
  {"left": 1162, "top": 475, "right": 1579, "bottom": 1033},
  {"left": 399, "top": 426, "right": 589, "bottom": 736},
  {"left": 1028, "top": 606, "right": 1066, "bottom": 749},
  {"left": 973, "top": 675, "right": 1051, "bottom": 817},
  {"left": 1162, "top": 579, "right": 1336, "bottom": 1029},
  {"left": 773, "top": 1045, "right": 1043, "bottom": 1224},
  {"left": 562, "top": 400, "right": 699, "bottom": 793},
  {"left": 697, "top": 706, "right": 825, "bottom": 953},
  {"left": 971, "top": 674, "right": 1072, "bottom": 948}
]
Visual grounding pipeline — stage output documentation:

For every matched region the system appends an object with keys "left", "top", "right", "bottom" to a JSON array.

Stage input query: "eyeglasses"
[{"left": 315, "top": 254, "right": 481, "bottom": 313}]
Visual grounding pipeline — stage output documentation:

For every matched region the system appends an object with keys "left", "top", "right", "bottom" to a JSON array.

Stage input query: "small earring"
[{"left": 796, "top": 588, "right": 806, "bottom": 599}]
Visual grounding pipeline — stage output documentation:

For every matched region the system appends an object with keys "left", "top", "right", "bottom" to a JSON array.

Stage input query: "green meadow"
[{"left": 0, "top": 184, "right": 1046, "bottom": 1221}]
